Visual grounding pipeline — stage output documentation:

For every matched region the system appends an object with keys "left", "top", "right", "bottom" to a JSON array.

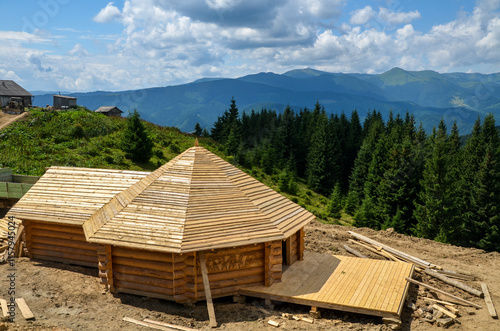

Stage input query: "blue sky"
[{"left": 0, "top": 0, "right": 499, "bottom": 92}]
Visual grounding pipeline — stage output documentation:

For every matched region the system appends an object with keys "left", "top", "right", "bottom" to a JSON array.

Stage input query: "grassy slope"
[{"left": 0, "top": 107, "right": 351, "bottom": 225}]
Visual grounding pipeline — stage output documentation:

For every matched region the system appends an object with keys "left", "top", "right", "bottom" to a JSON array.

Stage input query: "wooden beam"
[
  {"left": 0, "top": 298, "right": 8, "bottom": 317},
  {"left": 144, "top": 318, "right": 199, "bottom": 331},
  {"left": 423, "top": 268, "right": 483, "bottom": 297},
  {"left": 432, "top": 304, "right": 457, "bottom": 319},
  {"left": 349, "top": 231, "right": 440, "bottom": 269},
  {"left": 123, "top": 317, "right": 171, "bottom": 330},
  {"left": 481, "top": 283, "right": 498, "bottom": 319},
  {"left": 343, "top": 244, "right": 368, "bottom": 259},
  {"left": 15, "top": 298, "right": 35, "bottom": 320},
  {"left": 406, "top": 278, "right": 482, "bottom": 309},
  {"left": 199, "top": 251, "right": 217, "bottom": 328}
]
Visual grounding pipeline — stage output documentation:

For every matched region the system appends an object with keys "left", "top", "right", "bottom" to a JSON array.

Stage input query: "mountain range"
[{"left": 31, "top": 67, "right": 500, "bottom": 134}]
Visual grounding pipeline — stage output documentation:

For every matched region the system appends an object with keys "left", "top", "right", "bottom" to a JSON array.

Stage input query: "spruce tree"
[
  {"left": 327, "top": 183, "right": 343, "bottom": 219},
  {"left": 121, "top": 109, "right": 153, "bottom": 163},
  {"left": 194, "top": 123, "right": 202, "bottom": 136}
]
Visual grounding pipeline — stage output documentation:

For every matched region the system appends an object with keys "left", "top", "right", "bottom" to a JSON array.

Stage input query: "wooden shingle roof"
[
  {"left": 8, "top": 167, "right": 149, "bottom": 225},
  {"left": 83, "top": 146, "right": 315, "bottom": 253},
  {"left": 95, "top": 106, "right": 123, "bottom": 114}
]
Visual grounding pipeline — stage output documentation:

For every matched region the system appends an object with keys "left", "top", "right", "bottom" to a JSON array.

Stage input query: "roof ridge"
[{"left": 82, "top": 148, "right": 193, "bottom": 241}]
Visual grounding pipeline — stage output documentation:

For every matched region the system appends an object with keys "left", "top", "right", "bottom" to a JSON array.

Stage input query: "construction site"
[{"left": 0, "top": 143, "right": 499, "bottom": 331}]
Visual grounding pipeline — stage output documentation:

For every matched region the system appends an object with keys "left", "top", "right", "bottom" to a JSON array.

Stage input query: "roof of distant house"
[
  {"left": 95, "top": 106, "right": 123, "bottom": 113},
  {"left": 0, "top": 80, "right": 32, "bottom": 97},
  {"left": 53, "top": 95, "right": 77, "bottom": 99}
]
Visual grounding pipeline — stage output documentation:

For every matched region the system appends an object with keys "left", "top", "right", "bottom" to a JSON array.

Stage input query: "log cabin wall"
[
  {"left": 109, "top": 246, "right": 176, "bottom": 301},
  {"left": 195, "top": 243, "right": 267, "bottom": 300},
  {"left": 26, "top": 221, "right": 99, "bottom": 267},
  {"left": 265, "top": 240, "right": 283, "bottom": 286}
]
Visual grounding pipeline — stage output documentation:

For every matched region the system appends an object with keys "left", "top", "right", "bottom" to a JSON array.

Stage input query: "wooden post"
[
  {"left": 298, "top": 228, "right": 305, "bottom": 261},
  {"left": 264, "top": 242, "right": 272, "bottom": 286},
  {"left": 24, "top": 221, "right": 32, "bottom": 259},
  {"left": 285, "top": 237, "right": 292, "bottom": 265},
  {"left": 199, "top": 252, "right": 217, "bottom": 328},
  {"left": 105, "top": 245, "right": 114, "bottom": 292}
]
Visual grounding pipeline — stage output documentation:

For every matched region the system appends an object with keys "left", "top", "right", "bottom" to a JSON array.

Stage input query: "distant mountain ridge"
[{"left": 31, "top": 67, "right": 500, "bottom": 134}]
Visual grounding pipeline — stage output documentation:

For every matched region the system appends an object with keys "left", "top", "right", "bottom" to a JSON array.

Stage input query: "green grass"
[{"left": 0, "top": 107, "right": 353, "bottom": 225}]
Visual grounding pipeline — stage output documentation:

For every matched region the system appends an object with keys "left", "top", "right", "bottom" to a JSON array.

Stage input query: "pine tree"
[
  {"left": 327, "top": 183, "right": 343, "bottom": 219},
  {"left": 121, "top": 109, "right": 153, "bottom": 163},
  {"left": 194, "top": 122, "right": 202, "bottom": 136}
]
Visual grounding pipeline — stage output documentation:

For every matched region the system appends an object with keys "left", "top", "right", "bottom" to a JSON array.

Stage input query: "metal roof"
[{"left": 0, "top": 80, "right": 32, "bottom": 97}]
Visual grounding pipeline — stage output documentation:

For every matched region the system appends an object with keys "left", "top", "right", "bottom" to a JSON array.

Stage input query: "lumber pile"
[
  {"left": 347, "top": 231, "right": 499, "bottom": 327},
  {"left": 0, "top": 217, "right": 22, "bottom": 263}
]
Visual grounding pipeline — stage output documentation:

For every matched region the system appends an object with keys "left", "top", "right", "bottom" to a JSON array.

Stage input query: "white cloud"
[
  {"left": 0, "top": 69, "right": 22, "bottom": 81},
  {"left": 378, "top": 8, "right": 421, "bottom": 26},
  {"left": 94, "top": 2, "right": 122, "bottom": 23},
  {"left": 350, "top": 6, "right": 375, "bottom": 25}
]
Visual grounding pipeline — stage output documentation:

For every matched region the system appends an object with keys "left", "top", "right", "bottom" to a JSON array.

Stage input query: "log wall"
[
  {"left": 283, "top": 228, "right": 304, "bottom": 266},
  {"left": 27, "top": 221, "right": 99, "bottom": 267},
  {"left": 195, "top": 243, "right": 266, "bottom": 300}
]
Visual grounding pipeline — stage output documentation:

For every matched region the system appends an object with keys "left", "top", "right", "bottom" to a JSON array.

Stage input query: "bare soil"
[
  {"left": 1, "top": 220, "right": 499, "bottom": 331},
  {"left": 0, "top": 112, "right": 29, "bottom": 131}
]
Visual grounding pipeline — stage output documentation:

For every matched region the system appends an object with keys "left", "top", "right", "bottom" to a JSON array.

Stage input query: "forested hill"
[
  {"left": 32, "top": 67, "right": 500, "bottom": 134},
  {"left": 210, "top": 99, "right": 500, "bottom": 252}
]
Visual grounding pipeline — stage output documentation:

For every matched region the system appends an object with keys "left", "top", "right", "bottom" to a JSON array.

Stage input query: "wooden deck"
[{"left": 240, "top": 252, "right": 414, "bottom": 318}]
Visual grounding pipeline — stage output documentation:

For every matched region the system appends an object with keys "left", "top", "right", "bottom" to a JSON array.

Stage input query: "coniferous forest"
[{"left": 208, "top": 98, "right": 500, "bottom": 252}]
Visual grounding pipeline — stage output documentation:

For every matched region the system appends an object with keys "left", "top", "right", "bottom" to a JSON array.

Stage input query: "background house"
[
  {"left": 0, "top": 80, "right": 32, "bottom": 108},
  {"left": 53, "top": 95, "right": 77, "bottom": 109},
  {"left": 95, "top": 106, "right": 123, "bottom": 117}
]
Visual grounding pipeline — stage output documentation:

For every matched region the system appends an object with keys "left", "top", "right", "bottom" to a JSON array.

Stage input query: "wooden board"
[
  {"left": 481, "top": 283, "right": 498, "bottom": 319},
  {"left": 0, "top": 298, "right": 8, "bottom": 317},
  {"left": 199, "top": 252, "right": 217, "bottom": 328},
  {"left": 240, "top": 252, "right": 414, "bottom": 318},
  {"left": 15, "top": 298, "right": 35, "bottom": 320}
]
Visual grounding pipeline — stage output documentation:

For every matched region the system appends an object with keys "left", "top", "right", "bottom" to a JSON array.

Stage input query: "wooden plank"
[
  {"left": 0, "top": 298, "right": 8, "bottom": 317},
  {"left": 15, "top": 298, "right": 35, "bottom": 320},
  {"left": 199, "top": 252, "right": 217, "bottom": 328},
  {"left": 481, "top": 283, "right": 498, "bottom": 319},
  {"left": 123, "top": 317, "right": 172, "bottom": 330},
  {"left": 405, "top": 278, "right": 482, "bottom": 309},
  {"left": 143, "top": 318, "right": 199, "bottom": 331},
  {"left": 432, "top": 304, "right": 457, "bottom": 319}
]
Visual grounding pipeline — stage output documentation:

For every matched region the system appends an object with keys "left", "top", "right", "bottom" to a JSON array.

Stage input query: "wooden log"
[
  {"left": 30, "top": 222, "right": 84, "bottom": 234},
  {"left": 113, "top": 246, "right": 174, "bottom": 263},
  {"left": 118, "top": 288, "right": 175, "bottom": 302},
  {"left": 31, "top": 248, "right": 97, "bottom": 263},
  {"left": 347, "top": 239, "right": 390, "bottom": 260},
  {"left": 123, "top": 317, "right": 171, "bottom": 330},
  {"left": 113, "top": 256, "right": 175, "bottom": 272},
  {"left": 114, "top": 280, "right": 174, "bottom": 296},
  {"left": 481, "top": 283, "right": 498, "bottom": 319},
  {"left": 343, "top": 244, "right": 368, "bottom": 259},
  {"left": 406, "top": 278, "right": 482, "bottom": 309},
  {"left": 437, "top": 269, "right": 476, "bottom": 281},
  {"left": 424, "top": 268, "right": 483, "bottom": 297},
  {"left": 114, "top": 272, "right": 175, "bottom": 289},
  {"left": 31, "top": 228, "right": 87, "bottom": 241},
  {"left": 298, "top": 228, "right": 305, "bottom": 261},
  {"left": 15, "top": 298, "right": 35, "bottom": 320},
  {"left": 199, "top": 252, "right": 217, "bottom": 328},
  {"left": 432, "top": 304, "right": 457, "bottom": 319},
  {"left": 31, "top": 242, "right": 97, "bottom": 257},
  {"left": 113, "top": 264, "right": 172, "bottom": 280},
  {"left": 31, "top": 235, "right": 98, "bottom": 250},
  {"left": 349, "top": 231, "right": 441, "bottom": 269},
  {"left": 143, "top": 318, "right": 199, "bottom": 331},
  {"left": 0, "top": 298, "right": 8, "bottom": 317},
  {"left": 268, "top": 320, "right": 280, "bottom": 327}
]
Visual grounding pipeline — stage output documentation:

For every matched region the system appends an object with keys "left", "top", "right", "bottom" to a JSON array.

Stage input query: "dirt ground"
[
  {"left": 0, "top": 112, "right": 29, "bottom": 131},
  {"left": 1, "top": 219, "right": 499, "bottom": 331}
]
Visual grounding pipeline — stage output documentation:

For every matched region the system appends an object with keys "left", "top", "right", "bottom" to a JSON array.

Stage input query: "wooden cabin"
[
  {"left": 8, "top": 167, "right": 150, "bottom": 267},
  {"left": 9, "top": 145, "right": 315, "bottom": 303},
  {"left": 0, "top": 80, "right": 32, "bottom": 108},
  {"left": 53, "top": 95, "right": 77, "bottom": 109},
  {"left": 95, "top": 106, "right": 123, "bottom": 117}
]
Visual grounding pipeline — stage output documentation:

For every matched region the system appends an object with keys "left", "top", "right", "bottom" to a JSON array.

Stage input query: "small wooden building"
[
  {"left": 95, "top": 106, "right": 123, "bottom": 117},
  {"left": 9, "top": 145, "right": 315, "bottom": 303},
  {"left": 53, "top": 95, "right": 77, "bottom": 109},
  {"left": 8, "top": 167, "right": 150, "bottom": 267},
  {"left": 0, "top": 80, "right": 32, "bottom": 108}
]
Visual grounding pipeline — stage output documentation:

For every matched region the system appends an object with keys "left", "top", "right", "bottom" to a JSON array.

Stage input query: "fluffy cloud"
[
  {"left": 94, "top": 2, "right": 122, "bottom": 23},
  {"left": 378, "top": 8, "right": 421, "bottom": 25},
  {"left": 350, "top": 6, "right": 376, "bottom": 25}
]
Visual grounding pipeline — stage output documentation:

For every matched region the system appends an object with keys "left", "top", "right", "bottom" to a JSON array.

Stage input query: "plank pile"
[
  {"left": 0, "top": 217, "right": 21, "bottom": 263},
  {"left": 347, "top": 231, "right": 499, "bottom": 326}
]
